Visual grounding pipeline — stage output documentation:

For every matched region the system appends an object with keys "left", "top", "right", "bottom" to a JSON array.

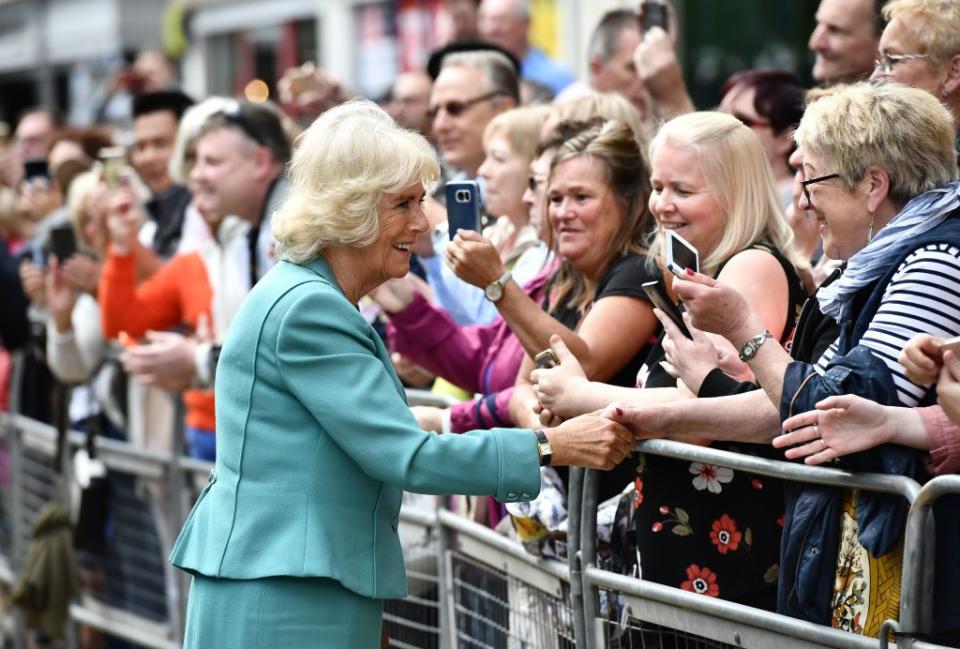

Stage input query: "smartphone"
[
  {"left": 98, "top": 146, "right": 127, "bottom": 189},
  {"left": 48, "top": 224, "right": 78, "bottom": 263},
  {"left": 642, "top": 279, "right": 691, "bottom": 338},
  {"left": 534, "top": 349, "right": 560, "bottom": 369},
  {"left": 23, "top": 159, "right": 49, "bottom": 182},
  {"left": 941, "top": 335, "right": 960, "bottom": 354},
  {"left": 641, "top": 0, "right": 669, "bottom": 33},
  {"left": 664, "top": 229, "right": 699, "bottom": 279},
  {"left": 445, "top": 180, "right": 481, "bottom": 239}
]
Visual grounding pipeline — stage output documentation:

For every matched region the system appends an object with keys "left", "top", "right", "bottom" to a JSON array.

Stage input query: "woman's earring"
[{"left": 867, "top": 215, "right": 874, "bottom": 243}]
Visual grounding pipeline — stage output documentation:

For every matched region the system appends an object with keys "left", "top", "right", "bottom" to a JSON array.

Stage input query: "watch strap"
[
  {"left": 738, "top": 329, "right": 773, "bottom": 362},
  {"left": 534, "top": 429, "right": 552, "bottom": 467}
]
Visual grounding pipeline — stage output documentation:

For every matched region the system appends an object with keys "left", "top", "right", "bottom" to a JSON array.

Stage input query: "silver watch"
[
  {"left": 484, "top": 270, "right": 512, "bottom": 302},
  {"left": 738, "top": 330, "right": 773, "bottom": 362}
]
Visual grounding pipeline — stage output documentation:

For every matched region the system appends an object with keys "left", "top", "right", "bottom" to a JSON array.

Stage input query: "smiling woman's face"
[
  {"left": 547, "top": 155, "right": 625, "bottom": 279},
  {"left": 799, "top": 149, "right": 869, "bottom": 261},
  {"left": 649, "top": 141, "right": 726, "bottom": 260}
]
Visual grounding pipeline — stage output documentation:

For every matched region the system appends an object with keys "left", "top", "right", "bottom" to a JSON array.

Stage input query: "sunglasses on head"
[
  {"left": 218, "top": 103, "right": 267, "bottom": 147},
  {"left": 427, "top": 91, "right": 505, "bottom": 121}
]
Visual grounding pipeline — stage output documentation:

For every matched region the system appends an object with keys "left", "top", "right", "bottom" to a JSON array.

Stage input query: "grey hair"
[
  {"left": 441, "top": 50, "right": 521, "bottom": 104},
  {"left": 272, "top": 99, "right": 440, "bottom": 263},
  {"left": 588, "top": 10, "right": 638, "bottom": 61}
]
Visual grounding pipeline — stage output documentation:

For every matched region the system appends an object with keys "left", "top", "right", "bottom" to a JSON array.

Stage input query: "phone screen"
[
  {"left": 666, "top": 229, "right": 699, "bottom": 276},
  {"left": 642, "top": 0, "right": 669, "bottom": 32},
  {"left": 49, "top": 225, "right": 78, "bottom": 263}
]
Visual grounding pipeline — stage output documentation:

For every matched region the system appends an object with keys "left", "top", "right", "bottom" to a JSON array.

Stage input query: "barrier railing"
[{"left": 0, "top": 408, "right": 957, "bottom": 649}]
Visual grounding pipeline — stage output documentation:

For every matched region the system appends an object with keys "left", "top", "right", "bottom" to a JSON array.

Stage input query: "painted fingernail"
[
  {"left": 615, "top": 407, "right": 624, "bottom": 417},
  {"left": 685, "top": 268, "right": 695, "bottom": 277}
]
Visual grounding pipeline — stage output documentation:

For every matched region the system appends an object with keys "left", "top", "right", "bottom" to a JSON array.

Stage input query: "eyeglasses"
[
  {"left": 873, "top": 51, "right": 931, "bottom": 74},
  {"left": 800, "top": 172, "right": 840, "bottom": 207},
  {"left": 732, "top": 112, "right": 772, "bottom": 129},
  {"left": 427, "top": 91, "right": 505, "bottom": 121}
]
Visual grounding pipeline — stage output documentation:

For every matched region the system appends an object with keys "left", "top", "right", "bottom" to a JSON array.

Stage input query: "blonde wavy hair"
[
  {"left": 483, "top": 105, "right": 552, "bottom": 163},
  {"left": 649, "top": 111, "right": 804, "bottom": 277},
  {"left": 795, "top": 82, "right": 957, "bottom": 205},
  {"left": 272, "top": 99, "right": 440, "bottom": 263},
  {"left": 883, "top": 0, "right": 960, "bottom": 62}
]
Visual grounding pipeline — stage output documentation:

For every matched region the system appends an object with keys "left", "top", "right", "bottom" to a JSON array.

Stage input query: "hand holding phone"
[
  {"left": 940, "top": 335, "right": 960, "bottom": 355},
  {"left": 642, "top": 280, "right": 691, "bottom": 338},
  {"left": 535, "top": 349, "right": 560, "bottom": 369},
  {"left": 48, "top": 224, "right": 78, "bottom": 263}
]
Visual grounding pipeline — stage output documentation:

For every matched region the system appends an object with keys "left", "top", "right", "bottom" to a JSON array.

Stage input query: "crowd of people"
[{"left": 2, "top": 0, "right": 960, "bottom": 646}]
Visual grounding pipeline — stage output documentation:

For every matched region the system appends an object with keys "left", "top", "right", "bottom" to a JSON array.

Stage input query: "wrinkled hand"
[
  {"left": 546, "top": 413, "right": 635, "bottom": 470},
  {"left": 411, "top": 405, "right": 445, "bottom": 433},
  {"left": 445, "top": 229, "right": 505, "bottom": 289},
  {"left": 105, "top": 187, "right": 144, "bottom": 254},
  {"left": 46, "top": 257, "right": 77, "bottom": 331},
  {"left": 391, "top": 352, "right": 435, "bottom": 388},
  {"left": 531, "top": 336, "right": 589, "bottom": 419},
  {"left": 658, "top": 310, "right": 719, "bottom": 393},
  {"left": 672, "top": 272, "right": 757, "bottom": 345},
  {"left": 899, "top": 333, "right": 943, "bottom": 385},
  {"left": 121, "top": 331, "right": 198, "bottom": 391},
  {"left": 19, "top": 260, "right": 47, "bottom": 306},
  {"left": 776, "top": 394, "right": 892, "bottom": 465},
  {"left": 61, "top": 254, "right": 101, "bottom": 295},
  {"left": 938, "top": 350, "right": 960, "bottom": 427}
]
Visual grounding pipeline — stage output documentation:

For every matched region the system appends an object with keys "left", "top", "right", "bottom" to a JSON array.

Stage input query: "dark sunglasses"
[
  {"left": 218, "top": 103, "right": 267, "bottom": 147},
  {"left": 427, "top": 91, "right": 505, "bottom": 121}
]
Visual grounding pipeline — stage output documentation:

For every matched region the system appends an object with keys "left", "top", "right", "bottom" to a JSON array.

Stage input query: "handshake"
[{"left": 539, "top": 407, "right": 647, "bottom": 471}]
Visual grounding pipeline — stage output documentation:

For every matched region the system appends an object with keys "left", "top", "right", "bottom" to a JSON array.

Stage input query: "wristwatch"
[
  {"left": 534, "top": 429, "right": 553, "bottom": 467},
  {"left": 484, "top": 270, "right": 512, "bottom": 302},
  {"left": 738, "top": 329, "right": 773, "bottom": 362}
]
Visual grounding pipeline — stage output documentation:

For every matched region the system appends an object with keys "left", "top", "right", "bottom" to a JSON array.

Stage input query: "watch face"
[{"left": 485, "top": 282, "right": 503, "bottom": 302}]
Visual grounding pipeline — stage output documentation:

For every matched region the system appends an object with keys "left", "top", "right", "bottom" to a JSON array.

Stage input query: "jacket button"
[
  {"left": 506, "top": 492, "right": 517, "bottom": 500},
  {"left": 521, "top": 493, "right": 531, "bottom": 500}
]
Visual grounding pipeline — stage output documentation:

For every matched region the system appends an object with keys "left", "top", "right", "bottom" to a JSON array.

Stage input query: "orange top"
[{"left": 99, "top": 250, "right": 216, "bottom": 431}]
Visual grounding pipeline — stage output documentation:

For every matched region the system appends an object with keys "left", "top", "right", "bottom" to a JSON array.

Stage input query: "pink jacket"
[
  {"left": 388, "top": 267, "right": 553, "bottom": 433},
  {"left": 919, "top": 405, "right": 960, "bottom": 475}
]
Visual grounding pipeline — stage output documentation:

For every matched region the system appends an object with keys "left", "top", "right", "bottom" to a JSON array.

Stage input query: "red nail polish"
[
  {"left": 685, "top": 267, "right": 695, "bottom": 277},
  {"left": 615, "top": 407, "right": 623, "bottom": 417}
]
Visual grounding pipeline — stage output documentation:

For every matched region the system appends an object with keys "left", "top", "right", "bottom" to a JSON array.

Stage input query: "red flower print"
[
  {"left": 651, "top": 521, "right": 663, "bottom": 533},
  {"left": 751, "top": 478, "right": 763, "bottom": 490},
  {"left": 659, "top": 505, "right": 670, "bottom": 515},
  {"left": 710, "top": 514, "right": 742, "bottom": 555},
  {"left": 777, "top": 515, "right": 785, "bottom": 528},
  {"left": 681, "top": 564, "right": 720, "bottom": 597},
  {"left": 634, "top": 478, "right": 644, "bottom": 508}
]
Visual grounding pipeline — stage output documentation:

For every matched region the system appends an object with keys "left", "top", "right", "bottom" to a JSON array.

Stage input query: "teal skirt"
[{"left": 183, "top": 574, "right": 384, "bottom": 648}]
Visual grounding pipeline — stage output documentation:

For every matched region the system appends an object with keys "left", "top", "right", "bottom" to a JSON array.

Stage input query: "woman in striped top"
[{"left": 626, "top": 82, "right": 960, "bottom": 641}]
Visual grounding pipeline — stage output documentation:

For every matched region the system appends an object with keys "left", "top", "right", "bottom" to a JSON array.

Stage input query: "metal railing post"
[
  {"left": 579, "top": 469, "right": 600, "bottom": 649},
  {"left": 566, "top": 467, "right": 586, "bottom": 647},
  {"left": 435, "top": 497, "right": 452, "bottom": 649},
  {"left": 165, "top": 394, "right": 188, "bottom": 643}
]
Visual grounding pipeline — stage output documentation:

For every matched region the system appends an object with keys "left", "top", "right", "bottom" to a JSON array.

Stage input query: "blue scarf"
[{"left": 817, "top": 181, "right": 960, "bottom": 321}]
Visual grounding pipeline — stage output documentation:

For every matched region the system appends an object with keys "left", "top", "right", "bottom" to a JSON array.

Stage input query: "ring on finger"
[{"left": 813, "top": 423, "right": 820, "bottom": 439}]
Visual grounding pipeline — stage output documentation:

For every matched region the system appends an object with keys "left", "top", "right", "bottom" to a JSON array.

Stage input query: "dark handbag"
[{"left": 73, "top": 415, "right": 111, "bottom": 555}]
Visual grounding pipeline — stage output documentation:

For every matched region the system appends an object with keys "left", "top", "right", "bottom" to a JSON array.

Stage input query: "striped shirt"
[{"left": 815, "top": 243, "right": 960, "bottom": 407}]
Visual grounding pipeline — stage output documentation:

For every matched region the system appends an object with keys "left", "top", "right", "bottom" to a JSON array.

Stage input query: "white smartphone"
[
  {"left": 664, "top": 229, "right": 700, "bottom": 279},
  {"left": 940, "top": 334, "right": 960, "bottom": 354}
]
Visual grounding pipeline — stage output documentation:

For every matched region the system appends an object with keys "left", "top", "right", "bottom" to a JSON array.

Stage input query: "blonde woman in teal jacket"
[{"left": 169, "top": 99, "right": 635, "bottom": 648}]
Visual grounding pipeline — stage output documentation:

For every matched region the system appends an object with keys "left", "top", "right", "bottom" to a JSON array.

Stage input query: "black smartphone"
[
  {"left": 24, "top": 159, "right": 49, "bottom": 182},
  {"left": 641, "top": 0, "right": 669, "bottom": 32},
  {"left": 49, "top": 224, "right": 78, "bottom": 263},
  {"left": 534, "top": 349, "right": 559, "bottom": 369},
  {"left": 641, "top": 279, "right": 691, "bottom": 338},
  {"left": 445, "top": 180, "right": 481, "bottom": 239}
]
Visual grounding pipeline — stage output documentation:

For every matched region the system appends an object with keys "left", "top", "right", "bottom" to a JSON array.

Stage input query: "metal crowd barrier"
[{"left": 0, "top": 408, "right": 958, "bottom": 649}]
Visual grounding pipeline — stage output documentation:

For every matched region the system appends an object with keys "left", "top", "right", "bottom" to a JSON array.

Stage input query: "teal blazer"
[{"left": 170, "top": 258, "right": 541, "bottom": 599}]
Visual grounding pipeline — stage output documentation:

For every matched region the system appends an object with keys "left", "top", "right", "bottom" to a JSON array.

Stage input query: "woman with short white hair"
[{"left": 169, "top": 99, "right": 637, "bottom": 648}]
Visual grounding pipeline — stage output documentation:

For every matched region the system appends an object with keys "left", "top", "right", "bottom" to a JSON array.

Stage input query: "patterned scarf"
[{"left": 817, "top": 181, "right": 960, "bottom": 320}]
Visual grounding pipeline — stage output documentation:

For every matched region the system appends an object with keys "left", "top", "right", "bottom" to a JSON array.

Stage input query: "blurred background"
[{"left": 0, "top": 0, "right": 820, "bottom": 130}]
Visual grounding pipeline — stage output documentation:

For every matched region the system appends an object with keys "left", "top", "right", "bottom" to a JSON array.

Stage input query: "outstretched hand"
[{"left": 545, "top": 413, "right": 635, "bottom": 470}]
